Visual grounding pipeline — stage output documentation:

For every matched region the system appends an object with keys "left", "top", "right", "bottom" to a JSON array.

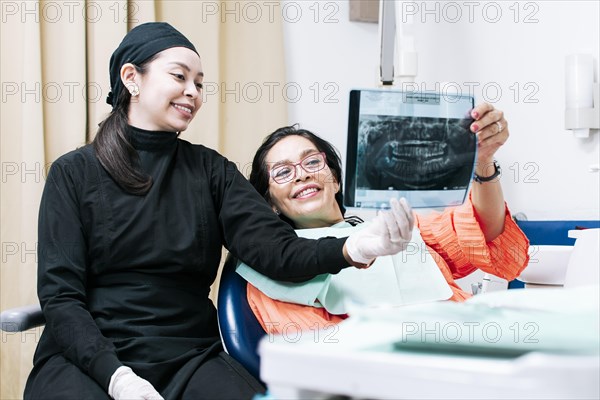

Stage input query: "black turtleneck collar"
[{"left": 127, "top": 125, "right": 178, "bottom": 151}]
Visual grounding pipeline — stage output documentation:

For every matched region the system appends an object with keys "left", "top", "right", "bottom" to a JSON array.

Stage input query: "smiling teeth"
[
  {"left": 297, "top": 188, "right": 318, "bottom": 198},
  {"left": 173, "top": 104, "right": 192, "bottom": 113}
]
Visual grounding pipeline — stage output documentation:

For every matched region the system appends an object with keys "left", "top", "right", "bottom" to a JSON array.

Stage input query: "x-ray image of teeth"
[{"left": 357, "top": 115, "right": 475, "bottom": 190}]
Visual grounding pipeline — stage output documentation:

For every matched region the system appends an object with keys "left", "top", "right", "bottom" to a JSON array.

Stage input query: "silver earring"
[{"left": 274, "top": 209, "right": 281, "bottom": 215}]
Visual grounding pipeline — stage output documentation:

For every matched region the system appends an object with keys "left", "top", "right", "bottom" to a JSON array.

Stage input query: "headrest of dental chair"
[{"left": 217, "top": 254, "right": 265, "bottom": 382}]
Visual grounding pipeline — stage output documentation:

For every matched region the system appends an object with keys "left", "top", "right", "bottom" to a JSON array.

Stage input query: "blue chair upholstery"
[
  {"left": 217, "top": 254, "right": 265, "bottom": 381},
  {"left": 515, "top": 220, "right": 600, "bottom": 246}
]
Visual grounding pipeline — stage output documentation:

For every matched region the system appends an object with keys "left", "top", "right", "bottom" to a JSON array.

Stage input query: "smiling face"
[
  {"left": 266, "top": 135, "right": 344, "bottom": 229},
  {"left": 126, "top": 47, "right": 204, "bottom": 132}
]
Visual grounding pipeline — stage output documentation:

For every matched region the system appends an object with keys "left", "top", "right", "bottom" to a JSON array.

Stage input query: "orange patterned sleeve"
[{"left": 416, "top": 192, "right": 530, "bottom": 282}]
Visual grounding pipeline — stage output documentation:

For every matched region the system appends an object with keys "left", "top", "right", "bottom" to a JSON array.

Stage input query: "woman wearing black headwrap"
[{"left": 24, "top": 22, "right": 415, "bottom": 399}]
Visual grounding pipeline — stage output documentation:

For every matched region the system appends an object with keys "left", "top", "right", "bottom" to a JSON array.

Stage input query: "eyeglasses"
[{"left": 270, "top": 152, "right": 327, "bottom": 184}]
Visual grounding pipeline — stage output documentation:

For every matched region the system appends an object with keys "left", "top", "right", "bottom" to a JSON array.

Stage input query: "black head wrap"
[{"left": 106, "top": 22, "right": 198, "bottom": 108}]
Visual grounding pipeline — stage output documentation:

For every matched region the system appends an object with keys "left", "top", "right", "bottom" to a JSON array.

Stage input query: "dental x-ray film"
[{"left": 344, "top": 89, "right": 476, "bottom": 209}]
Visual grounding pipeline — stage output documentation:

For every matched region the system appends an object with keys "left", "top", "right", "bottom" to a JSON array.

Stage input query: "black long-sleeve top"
[{"left": 33, "top": 126, "right": 349, "bottom": 395}]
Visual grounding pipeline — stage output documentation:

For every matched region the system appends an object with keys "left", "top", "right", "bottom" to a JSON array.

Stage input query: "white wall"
[{"left": 281, "top": 0, "right": 600, "bottom": 220}]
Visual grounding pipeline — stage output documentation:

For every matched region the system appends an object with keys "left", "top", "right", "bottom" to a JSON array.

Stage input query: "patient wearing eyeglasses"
[{"left": 246, "top": 103, "right": 530, "bottom": 334}]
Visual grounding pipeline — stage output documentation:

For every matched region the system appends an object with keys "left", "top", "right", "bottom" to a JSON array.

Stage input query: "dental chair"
[
  {"left": 217, "top": 254, "right": 265, "bottom": 382},
  {"left": 514, "top": 218, "right": 600, "bottom": 246},
  {"left": 512, "top": 218, "right": 600, "bottom": 288},
  {"left": 1, "top": 254, "right": 265, "bottom": 383},
  {"left": 460, "top": 218, "right": 600, "bottom": 292}
]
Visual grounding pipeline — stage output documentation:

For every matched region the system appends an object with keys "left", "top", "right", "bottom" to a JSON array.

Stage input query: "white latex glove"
[
  {"left": 345, "top": 197, "right": 414, "bottom": 265},
  {"left": 108, "top": 366, "right": 164, "bottom": 400}
]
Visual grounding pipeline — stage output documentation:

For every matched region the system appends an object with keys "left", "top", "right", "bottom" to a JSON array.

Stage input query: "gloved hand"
[
  {"left": 345, "top": 197, "right": 414, "bottom": 265},
  {"left": 108, "top": 366, "right": 164, "bottom": 400}
]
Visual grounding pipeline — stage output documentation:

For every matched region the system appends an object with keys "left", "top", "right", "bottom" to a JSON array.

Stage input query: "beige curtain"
[{"left": 0, "top": 1, "right": 287, "bottom": 397}]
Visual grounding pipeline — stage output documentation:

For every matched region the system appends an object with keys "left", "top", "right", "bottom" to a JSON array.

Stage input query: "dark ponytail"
[{"left": 93, "top": 57, "right": 156, "bottom": 195}]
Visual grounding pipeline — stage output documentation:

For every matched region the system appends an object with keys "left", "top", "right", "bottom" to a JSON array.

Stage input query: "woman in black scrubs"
[{"left": 24, "top": 22, "right": 414, "bottom": 400}]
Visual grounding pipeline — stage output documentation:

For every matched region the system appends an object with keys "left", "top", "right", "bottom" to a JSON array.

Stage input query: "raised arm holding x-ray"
[
  {"left": 345, "top": 102, "right": 511, "bottom": 267},
  {"left": 469, "top": 103, "right": 510, "bottom": 242}
]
